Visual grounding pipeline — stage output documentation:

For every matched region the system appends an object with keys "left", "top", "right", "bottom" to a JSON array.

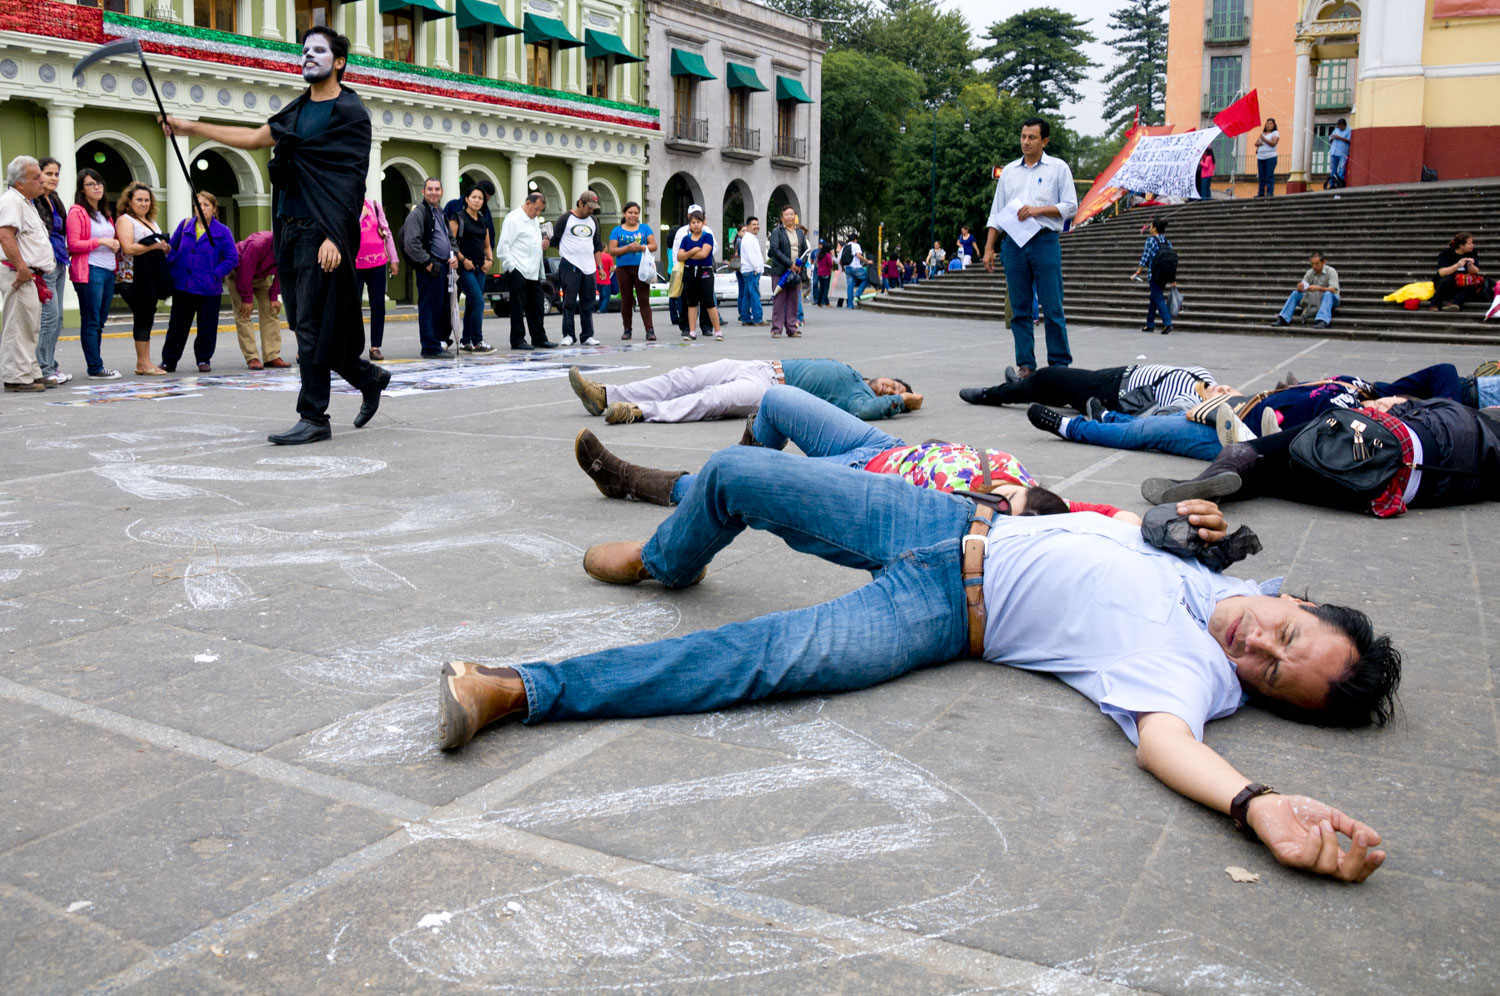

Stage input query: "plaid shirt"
[
  {"left": 1361, "top": 407, "right": 1416, "bottom": 518},
  {"left": 1139, "top": 235, "right": 1170, "bottom": 270}
]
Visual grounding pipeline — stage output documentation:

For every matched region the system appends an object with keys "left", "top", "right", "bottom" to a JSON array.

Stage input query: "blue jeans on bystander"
[
  {"left": 999, "top": 230, "right": 1070, "bottom": 370},
  {"left": 73, "top": 264, "right": 116, "bottom": 376}
]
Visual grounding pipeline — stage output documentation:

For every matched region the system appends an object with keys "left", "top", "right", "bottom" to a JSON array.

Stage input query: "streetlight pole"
[{"left": 930, "top": 106, "right": 937, "bottom": 252}]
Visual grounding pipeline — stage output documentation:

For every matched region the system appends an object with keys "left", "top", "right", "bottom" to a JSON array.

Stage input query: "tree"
[
  {"left": 1100, "top": 0, "right": 1169, "bottom": 135},
  {"left": 1070, "top": 130, "right": 1130, "bottom": 181},
  {"left": 856, "top": 0, "right": 979, "bottom": 103},
  {"left": 980, "top": 7, "right": 1097, "bottom": 114},
  {"left": 761, "top": 0, "right": 873, "bottom": 49},
  {"left": 817, "top": 49, "right": 923, "bottom": 241}
]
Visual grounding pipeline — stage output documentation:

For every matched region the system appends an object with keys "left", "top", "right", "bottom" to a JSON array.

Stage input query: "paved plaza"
[{"left": 2, "top": 305, "right": 1497, "bottom": 994}]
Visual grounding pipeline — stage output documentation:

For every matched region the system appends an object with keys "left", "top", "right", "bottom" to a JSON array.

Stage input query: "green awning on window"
[
  {"left": 776, "top": 75, "right": 813, "bottom": 103},
  {"left": 524, "top": 13, "right": 583, "bottom": 48},
  {"left": 670, "top": 48, "right": 716, "bottom": 80},
  {"left": 379, "top": 0, "right": 453, "bottom": 18},
  {"left": 456, "top": 0, "right": 518, "bottom": 33},
  {"left": 724, "top": 62, "right": 767, "bottom": 92},
  {"left": 584, "top": 28, "right": 641, "bottom": 63}
]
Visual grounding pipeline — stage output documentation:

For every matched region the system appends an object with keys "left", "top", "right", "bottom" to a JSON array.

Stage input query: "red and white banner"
[
  {"left": 1109, "top": 128, "right": 1222, "bottom": 201},
  {"left": 1072, "top": 124, "right": 1172, "bottom": 228}
]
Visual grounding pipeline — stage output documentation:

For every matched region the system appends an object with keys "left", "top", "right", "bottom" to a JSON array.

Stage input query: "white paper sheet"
[{"left": 997, "top": 197, "right": 1043, "bottom": 248}]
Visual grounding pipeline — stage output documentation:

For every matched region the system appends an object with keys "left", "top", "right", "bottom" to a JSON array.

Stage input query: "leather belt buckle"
[{"left": 962, "top": 532, "right": 988, "bottom": 558}]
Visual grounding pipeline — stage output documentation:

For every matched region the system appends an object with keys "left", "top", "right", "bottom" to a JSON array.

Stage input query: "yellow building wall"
[
  {"left": 1423, "top": 1, "right": 1500, "bottom": 66},
  {"left": 1245, "top": 0, "right": 1300, "bottom": 133},
  {"left": 1165, "top": 0, "right": 1207, "bottom": 130}
]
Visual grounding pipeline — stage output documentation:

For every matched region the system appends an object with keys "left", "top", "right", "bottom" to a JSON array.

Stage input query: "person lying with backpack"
[{"left": 1131, "top": 216, "right": 1177, "bottom": 334}]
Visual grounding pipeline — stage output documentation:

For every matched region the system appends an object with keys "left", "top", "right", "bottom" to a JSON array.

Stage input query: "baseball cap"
[
  {"left": 688, "top": 203, "right": 703, "bottom": 214},
  {"left": 578, "top": 189, "right": 600, "bottom": 206}
]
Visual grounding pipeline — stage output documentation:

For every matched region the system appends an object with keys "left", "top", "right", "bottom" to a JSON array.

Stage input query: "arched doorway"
[
  {"left": 587, "top": 177, "right": 621, "bottom": 229},
  {"left": 767, "top": 184, "right": 801, "bottom": 226},
  {"left": 76, "top": 133, "right": 162, "bottom": 207},
  {"left": 722, "top": 179, "right": 752, "bottom": 244},
  {"left": 526, "top": 171, "right": 565, "bottom": 215},
  {"left": 459, "top": 164, "right": 506, "bottom": 224},
  {"left": 189, "top": 148, "right": 243, "bottom": 236},
  {"left": 381, "top": 159, "right": 424, "bottom": 303}
]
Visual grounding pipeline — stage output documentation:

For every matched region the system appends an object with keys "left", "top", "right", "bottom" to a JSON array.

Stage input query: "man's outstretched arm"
[
  {"left": 1135, "top": 711, "right": 1386, "bottom": 882},
  {"left": 162, "top": 117, "right": 273, "bottom": 150}
]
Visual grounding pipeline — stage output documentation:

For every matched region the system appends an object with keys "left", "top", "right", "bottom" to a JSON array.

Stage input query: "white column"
[
  {"left": 620, "top": 8, "right": 636, "bottom": 103},
  {"left": 367, "top": 135, "right": 384, "bottom": 203},
  {"left": 350, "top": 0, "right": 372, "bottom": 55},
  {"left": 563, "top": 0, "right": 579, "bottom": 92},
  {"left": 1301, "top": 60, "right": 1319, "bottom": 180},
  {"left": 626, "top": 166, "right": 643, "bottom": 207},
  {"left": 569, "top": 158, "right": 592, "bottom": 205},
  {"left": 433, "top": 5, "right": 451, "bottom": 70},
  {"left": 259, "top": 0, "right": 280, "bottom": 39},
  {"left": 509, "top": 153, "right": 530, "bottom": 212},
  {"left": 166, "top": 129, "right": 192, "bottom": 231},
  {"left": 440, "top": 144, "right": 463, "bottom": 205},
  {"left": 1288, "top": 39, "right": 1313, "bottom": 189},
  {"left": 47, "top": 101, "right": 79, "bottom": 319},
  {"left": 503, "top": 0, "right": 521, "bottom": 81}
]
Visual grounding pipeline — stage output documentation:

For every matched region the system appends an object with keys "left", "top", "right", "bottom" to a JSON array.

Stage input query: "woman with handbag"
[
  {"left": 161, "top": 192, "right": 238, "bottom": 373},
  {"left": 767, "top": 205, "right": 806, "bottom": 337},
  {"left": 608, "top": 201, "right": 657, "bottom": 341},
  {"left": 114, "top": 181, "right": 169, "bottom": 376},
  {"left": 356, "top": 198, "right": 398, "bottom": 361},
  {"left": 66, "top": 168, "right": 122, "bottom": 379}
]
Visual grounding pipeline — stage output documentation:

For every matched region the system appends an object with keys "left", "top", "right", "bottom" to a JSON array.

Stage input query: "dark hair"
[
  {"left": 688, "top": 209, "right": 705, "bottom": 222},
  {"left": 74, "top": 168, "right": 114, "bottom": 220},
  {"left": 38, "top": 157, "right": 59, "bottom": 171},
  {"left": 474, "top": 178, "right": 496, "bottom": 197},
  {"left": 1019, "top": 486, "right": 1068, "bottom": 516},
  {"left": 622, "top": 200, "right": 640, "bottom": 215},
  {"left": 744, "top": 215, "right": 758, "bottom": 226},
  {"left": 1255, "top": 601, "right": 1402, "bottom": 729},
  {"left": 1151, "top": 216, "right": 1168, "bottom": 235},
  {"left": 1265, "top": 118, "right": 1278, "bottom": 132},
  {"left": 1203, "top": 147, "right": 1215, "bottom": 163},
  {"left": 33, "top": 157, "right": 64, "bottom": 216},
  {"left": 525, "top": 191, "right": 546, "bottom": 205},
  {"left": 423, "top": 177, "right": 442, "bottom": 189},
  {"left": 301, "top": 26, "right": 350, "bottom": 80},
  {"left": 1021, "top": 117, "right": 1050, "bottom": 139},
  {"left": 1337, "top": 118, "right": 1347, "bottom": 127},
  {"left": 1309, "top": 250, "right": 1325, "bottom": 261},
  {"left": 1450, "top": 231, "right": 1472, "bottom": 250},
  {"left": 869, "top": 376, "right": 911, "bottom": 393}
]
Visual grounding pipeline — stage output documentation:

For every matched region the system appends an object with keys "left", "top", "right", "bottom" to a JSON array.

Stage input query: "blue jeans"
[
  {"left": 668, "top": 383, "right": 904, "bottom": 502},
  {"left": 415, "top": 265, "right": 448, "bottom": 354},
  {"left": 515, "top": 446, "right": 973, "bottom": 723},
  {"left": 1329, "top": 154, "right": 1347, "bottom": 182},
  {"left": 1257, "top": 157, "right": 1276, "bottom": 196},
  {"left": 597, "top": 275, "right": 615, "bottom": 314},
  {"left": 814, "top": 274, "right": 830, "bottom": 304},
  {"left": 736, "top": 271, "right": 762, "bottom": 323},
  {"left": 74, "top": 265, "right": 116, "bottom": 375},
  {"left": 1146, "top": 281, "right": 1171, "bottom": 329},
  {"left": 456, "top": 267, "right": 484, "bottom": 343},
  {"left": 845, "top": 267, "right": 867, "bottom": 307},
  {"left": 1374, "top": 363, "right": 1468, "bottom": 403},
  {"left": 1000, "top": 230, "right": 1070, "bottom": 370},
  {"left": 1278, "top": 289, "right": 1338, "bottom": 324},
  {"left": 1064, "top": 411, "right": 1222, "bottom": 460},
  {"left": 37, "top": 265, "right": 66, "bottom": 375}
]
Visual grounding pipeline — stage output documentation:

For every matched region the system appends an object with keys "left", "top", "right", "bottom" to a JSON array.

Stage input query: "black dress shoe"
[
  {"left": 535, "top": 340, "right": 560, "bottom": 349},
  {"left": 354, "top": 368, "right": 392, "bottom": 428},
  {"left": 421, "top": 350, "right": 454, "bottom": 359},
  {"left": 511, "top": 341, "right": 535, "bottom": 351},
  {"left": 268, "top": 420, "right": 332, "bottom": 445}
]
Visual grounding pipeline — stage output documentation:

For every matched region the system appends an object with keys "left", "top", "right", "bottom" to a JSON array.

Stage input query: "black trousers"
[
  {"left": 981, "top": 365, "right": 1126, "bottom": 413},
  {"left": 507, "top": 268, "right": 547, "bottom": 346},
  {"left": 557, "top": 259, "right": 596, "bottom": 341},
  {"left": 1230, "top": 428, "right": 1378, "bottom": 512},
  {"left": 161, "top": 291, "right": 222, "bottom": 368},
  {"left": 277, "top": 217, "right": 382, "bottom": 426}
]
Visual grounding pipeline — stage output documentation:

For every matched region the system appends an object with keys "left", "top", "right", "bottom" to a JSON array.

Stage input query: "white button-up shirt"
[
  {"left": 497, "top": 206, "right": 544, "bottom": 281},
  {"left": 986, "top": 152, "right": 1078, "bottom": 234},
  {"left": 738, "top": 232, "right": 764, "bottom": 274}
]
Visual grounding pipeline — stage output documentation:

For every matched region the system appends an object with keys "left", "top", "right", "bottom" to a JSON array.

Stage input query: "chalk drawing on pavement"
[{"left": 97, "top": 455, "right": 387, "bottom": 502}]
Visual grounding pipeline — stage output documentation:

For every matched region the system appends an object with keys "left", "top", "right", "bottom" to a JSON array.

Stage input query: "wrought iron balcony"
[
  {"left": 669, "top": 116, "right": 708, "bottom": 146},
  {"left": 724, "top": 125, "right": 761, "bottom": 156},
  {"left": 1314, "top": 86, "right": 1353, "bottom": 110},
  {"left": 1204, "top": 16, "right": 1249, "bottom": 45},
  {"left": 772, "top": 134, "right": 807, "bottom": 162},
  {"left": 1202, "top": 91, "right": 1238, "bottom": 116}
]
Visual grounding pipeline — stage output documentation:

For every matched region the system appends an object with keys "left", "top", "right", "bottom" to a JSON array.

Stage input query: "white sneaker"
[
  {"left": 561, "top": 335, "right": 577, "bottom": 345},
  {"left": 87, "top": 369, "right": 122, "bottom": 380},
  {"left": 45, "top": 371, "right": 74, "bottom": 385},
  {"left": 582, "top": 336, "right": 600, "bottom": 346}
]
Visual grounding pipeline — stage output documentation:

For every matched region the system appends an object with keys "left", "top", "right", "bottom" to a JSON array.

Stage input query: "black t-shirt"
[
  {"left": 1437, "top": 247, "right": 1478, "bottom": 278},
  {"left": 277, "top": 97, "right": 336, "bottom": 219},
  {"left": 454, "top": 211, "right": 489, "bottom": 263}
]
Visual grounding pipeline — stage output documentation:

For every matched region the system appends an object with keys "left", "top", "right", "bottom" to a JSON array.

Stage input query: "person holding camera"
[{"left": 1431, "top": 232, "right": 1486, "bottom": 312}]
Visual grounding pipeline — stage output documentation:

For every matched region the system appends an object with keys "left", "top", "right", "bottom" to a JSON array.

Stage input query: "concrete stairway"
[{"left": 863, "top": 178, "right": 1500, "bottom": 346}]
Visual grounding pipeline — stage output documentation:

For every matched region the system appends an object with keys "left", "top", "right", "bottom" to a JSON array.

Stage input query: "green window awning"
[
  {"left": 725, "top": 61, "right": 767, "bottom": 91},
  {"left": 584, "top": 28, "right": 641, "bottom": 63},
  {"left": 776, "top": 75, "right": 813, "bottom": 103},
  {"left": 456, "top": 0, "right": 518, "bottom": 33},
  {"left": 670, "top": 48, "right": 716, "bottom": 80},
  {"left": 524, "top": 13, "right": 583, "bottom": 48},
  {"left": 379, "top": 0, "right": 453, "bottom": 18}
]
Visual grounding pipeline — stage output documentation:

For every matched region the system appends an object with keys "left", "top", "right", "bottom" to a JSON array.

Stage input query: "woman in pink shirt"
[
  {"left": 1198, "top": 148, "right": 1216, "bottom": 202},
  {"left": 356, "top": 198, "right": 399, "bottom": 360}
]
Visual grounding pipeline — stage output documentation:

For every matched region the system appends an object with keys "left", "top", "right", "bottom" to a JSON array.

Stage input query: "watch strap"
[{"left": 1230, "top": 782, "right": 1277, "bottom": 838}]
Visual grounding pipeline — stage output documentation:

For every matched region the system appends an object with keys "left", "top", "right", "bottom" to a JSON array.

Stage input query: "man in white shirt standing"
[
  {"left": 841, "top": 237, "right": 869, "bottom": 309},
  {"left": 0, "top": 157, "right": 55, "bottom": 392},
  {"left": 497, "top": 191, "right": 557, "bottom": 351},
  {"left": 553, "top": 189, "right": 603, "bottom": 346},
  {"left": 672, "top": 203, "right": 715, "bottom": 337},
  {"left": 983, "top": 117, "right": 1078, "bottom": 381},
  {"left": 736, "top": 216, "right": 764, "bottom": 327}
]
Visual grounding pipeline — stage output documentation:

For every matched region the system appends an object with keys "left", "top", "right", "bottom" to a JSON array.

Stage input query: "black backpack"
[
  {"left": 1151, "top": 241, "right": 1178, "bottom": 285},
  {"left": 840, "top": 243, "right": 854, "bottom": 267}
]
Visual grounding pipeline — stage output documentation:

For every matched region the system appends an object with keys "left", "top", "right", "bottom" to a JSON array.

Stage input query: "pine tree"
[
  {"left": 980, "top": 7, "right": 1098, "bottom": 115},
  {"left": 1100, "top": 0, "right": 1169, "bottom": 135}
]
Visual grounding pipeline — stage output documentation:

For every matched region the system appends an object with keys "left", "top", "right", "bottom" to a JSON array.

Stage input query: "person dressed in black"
[
  {"left": 1431, "top": 231, "right": 1487, "bottom": 312},
  {"left": 165, "top": 26, "right": 390, "bottom": 445},
  {"left": 448, "top": 183, "right": 494, "bottom": 352}
]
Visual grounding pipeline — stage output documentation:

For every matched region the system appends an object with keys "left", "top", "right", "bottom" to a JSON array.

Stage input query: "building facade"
[
  {"left": 643, "top": 0, "right": 822, "bottom": 262},
  {"left": 1165, "top": 0, "right": 1499, "bottom": 193},
  {"left": 0, "top": 0, "right": 657, "bottom": 305}
]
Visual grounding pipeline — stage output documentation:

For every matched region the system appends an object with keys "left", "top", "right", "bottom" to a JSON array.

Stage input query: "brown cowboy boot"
[
  {"left": 438, "top": 662, "right": 528, "bottom": 749},
  {"left": 574, "top": 429, "right": 685, "bottom": 506}
]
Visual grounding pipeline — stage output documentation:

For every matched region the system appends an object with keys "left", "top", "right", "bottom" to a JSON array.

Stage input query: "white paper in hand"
[{"left": 997, "top": 197, "right": 1043, "bottom": 249}]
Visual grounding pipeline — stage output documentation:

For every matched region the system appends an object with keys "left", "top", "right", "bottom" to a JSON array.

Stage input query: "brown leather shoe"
[
  {"left": 438, "top": 661, "right": 528, "bottom": 750},
  {"left": 265, "top": 357, "right": 291, "bottom": 368},
  {"left": 583, "top": 540, "right": 652, "bottom": 584},
  {"left": 247, "top": 357, "right": 264, "bottom": 370},
  {"left": 568, "top": 366, "right": 607, "bottom": 416}
]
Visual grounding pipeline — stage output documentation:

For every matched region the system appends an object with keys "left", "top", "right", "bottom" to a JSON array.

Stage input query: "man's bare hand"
[
  {"left": 541, "top": 238, "right": 550, "bottom": 249},
  {"left": 1249, "top": 794, "right": 1385, "bottom": 882},
  {"left": 237, "top": 302, "right": 253, "bottom": 320},
  {"left": 1176, "top": 499, "right": 1227, "bottom": 542},
  {"left": 13, "top": 267, "right": 31, "bottom": 290},
  {"left": 161, "top": 116, "right": 195, "bottom": 136},
  {"left": 1205, "top": 384, "right": 1234, "bottom": 397},
  {"left": 1365, "top": 396, "right": 1404, "bottom": 413},
  {"left": 901, "top": 392, "right": 924, "bottom": 410},
  {"left": 317, "top": 239, "right": 341, "bottom": 272},
  {"left": 982, "top": 248, "right": 996, "bottom": 273},
  {"left": 271, "top": 300, "right": 281, "bottom": 316}
]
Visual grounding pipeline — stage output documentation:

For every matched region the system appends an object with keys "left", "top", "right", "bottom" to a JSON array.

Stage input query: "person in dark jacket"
[
  {"left": 1142, "top": 398, "right": 1500, "bottom": 518},
  {"left": 767, "top": 204, "right": 807, "bottom": 337},
  {"left": 161, "top": 192, "right": 238, "bottom": 372},
  {"left": 400, "top": 177, "right": 458, "bottom": 357}
]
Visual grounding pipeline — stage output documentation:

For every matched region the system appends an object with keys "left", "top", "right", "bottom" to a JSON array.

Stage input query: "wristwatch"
[{"left": 1230, "top": 782, "right": 1277, "bottom": 838}]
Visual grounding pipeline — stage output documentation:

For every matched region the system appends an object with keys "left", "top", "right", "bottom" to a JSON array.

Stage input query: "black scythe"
[{"left": 73, "top": 38, "right": 214, "bottom": 245}]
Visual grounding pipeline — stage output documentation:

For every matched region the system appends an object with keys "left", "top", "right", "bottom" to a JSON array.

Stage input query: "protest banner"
[
  {"left": 1073, "top": 124, "right": 1173, "bottom": 228},
  {"left": 1109, "top": 127, "right": 1222, "bottom": 201}
]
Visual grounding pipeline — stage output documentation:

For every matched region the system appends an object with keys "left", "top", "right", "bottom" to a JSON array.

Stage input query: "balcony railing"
[
  {"left": 773, "top": 134, "right": 807, "bottom": 161},
  {"left": 724, "top": 125, "right": 761, "bottom": 154},
  {"left": 670, "top": 116, "right": 708, "bottom": 145},
  {"left": 1314, "top": 86, "right": 1353, "bottom": 110},
  {"left": 1204, "top": 16, "right": 1249, "bottom": 44},
  {"left": 1202, "top": 92, "right": 1238, "bottom": 116}
]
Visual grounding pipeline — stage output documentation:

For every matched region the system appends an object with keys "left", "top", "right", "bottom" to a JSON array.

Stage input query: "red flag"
[{"left": 1213, "top": 89, "right": 1261, "bottom": 138}]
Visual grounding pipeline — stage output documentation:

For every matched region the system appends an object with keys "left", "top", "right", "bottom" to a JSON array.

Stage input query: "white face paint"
[{"left": 302, "top": 36, "right": 335, "bottom": 83}]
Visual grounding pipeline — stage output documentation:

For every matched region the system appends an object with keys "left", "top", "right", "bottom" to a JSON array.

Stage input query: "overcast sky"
[{"left": 943, "top": 0, "right": 1126, "bottom": 137}]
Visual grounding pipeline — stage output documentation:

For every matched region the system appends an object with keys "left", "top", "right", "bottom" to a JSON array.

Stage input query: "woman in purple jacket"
[{"left": 161, "top": 192, "right": 238, "bottom": 373}]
